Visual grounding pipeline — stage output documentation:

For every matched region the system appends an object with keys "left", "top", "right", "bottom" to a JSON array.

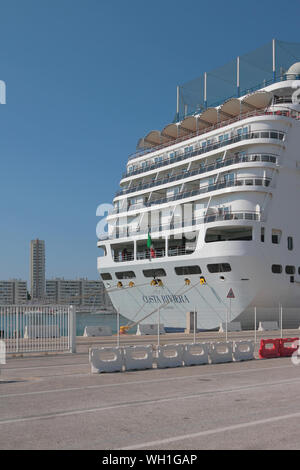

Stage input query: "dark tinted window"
[
  {"left": 175, "top": 266, "right": 202, "bottom": 275},
  {"left": 207, "top": 263, "right": 231, "bottom": 273},
  {"left": 285, "top": 265, "right": 295, "bottom": 275},
  {"left": 100, "top": 273, "right": 112, "bottom": 280},
  {"left": 288, "top": 237, "right": 293, "bottom": 251},
  {"left": 143, "top": 269, "right": 166, "bottom": 278},
  {"left": 272, "top": 264, "right": 282, "bottom": 274},
  {"left": 115, "top": 271, "right": 136, "bottom": 279}
]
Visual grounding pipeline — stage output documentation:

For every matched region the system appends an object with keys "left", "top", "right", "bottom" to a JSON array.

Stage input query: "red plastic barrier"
[
  {"left": 279, "top": 338, "right": 299, "bottom": 357},
  {"left": 259, "top": 338, "right": 281, "bottom": 359}
]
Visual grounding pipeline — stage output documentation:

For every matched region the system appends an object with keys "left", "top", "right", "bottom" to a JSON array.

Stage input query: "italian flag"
[{"left": 147, "top": 231, "right": 156, "bottom": 259}]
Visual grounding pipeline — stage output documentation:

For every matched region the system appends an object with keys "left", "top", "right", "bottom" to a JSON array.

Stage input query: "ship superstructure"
[{"left": 97, "top": 41, "right": 300, "bottom": 330}]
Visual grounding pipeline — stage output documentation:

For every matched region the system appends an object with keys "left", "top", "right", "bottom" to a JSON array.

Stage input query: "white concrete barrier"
[
  {"left": 24, "top": 325, "right": 60, "bottom": 339},
  {"left": 123, "top": 345, "right": 154, "bottom": 371},
  {"left": 156, "top": 344, "right": 183, "bottom": 368},
  {"left": 183, "top": 343, "right": 209, "bottom": 366},
  {"left": 89, "top": 347, "right": 124, "bottom": 373},
  {"left": 83, "top": 326, "right": 112, "bottom": 337},
  {"left": 209, "top": 341, "right": 233, "bottom": 364},
  {"left": 233, "top": 340, "right": 255, "bottom": 362},
  {"left": 258, "top": 321, "right": 279, "bottom": 331},
  {"left": 136, "top": 324, "right": 166, "bottom": 336},
  {"left": 0, "top": 340, "right": 6, "bottom": 365},
  {"left": 219, "top": 322, "right": 242, "bottom": 333}
]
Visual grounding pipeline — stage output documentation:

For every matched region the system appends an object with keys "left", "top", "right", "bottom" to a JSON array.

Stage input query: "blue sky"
[{"left": 0, "top": 0, "right": 299, "bottom": 284}]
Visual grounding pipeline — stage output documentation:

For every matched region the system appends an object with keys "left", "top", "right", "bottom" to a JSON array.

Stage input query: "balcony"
[
  {"left": 127, "top": 107, "right": 295, "bottom": 163},
  {"left": 99, "top": 211, "right": 262, "bottom": 242},
  {"left": 122, "top": 128, "right": 284, "bottom": 181},
  {"left": 116, "top": 153, "right": 277, "bottom": 198},
  {"left": 114, "top": 176, "right": 271, "bottom": 215},
  {"left": 114, "top": 247, "right": 194, "bottom": 262}
]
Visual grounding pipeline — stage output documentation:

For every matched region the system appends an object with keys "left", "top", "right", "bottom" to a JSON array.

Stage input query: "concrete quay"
[{"left": 0, "top": 329, "right": 300, "bottom": 450}]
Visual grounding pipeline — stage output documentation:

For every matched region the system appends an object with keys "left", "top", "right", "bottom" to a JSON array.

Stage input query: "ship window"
[
  {"left": 272, "top": 229, "right": 282, "bottom": 244},
  {"left": 143, "top": 268, "right": 166, "bottom": 278},
  {"left": 115, "top": 271, "right": 136, "bottom": 279},
  {"left": 207, "top": 263, "right": 231, "bottom": 273},
  {"left": 205, "top": 226, "right": 252, "bottom": 243},
  {"left": 261, "top": 227, "right": 265, "bottom": 242},
  {"left": 184, "top": 146, "right": 193, "bottom": 154},
  {"left": 285, "top": 265, "right": 295, "bottom": 275},
  {"left": 270, "top": 131, "right": 278, "bottom": 139},
  {"left": 100, "top": 273, "right": 112, "bottom": 280},
  {"left": 288, "top": 236, "right": 293, "bottom": 251},
  {"left": 175, "top": 266, "right": 202, "bottom": 275},
  {"left": 272, "top": 264, "right": 282, "bottom": 274}
]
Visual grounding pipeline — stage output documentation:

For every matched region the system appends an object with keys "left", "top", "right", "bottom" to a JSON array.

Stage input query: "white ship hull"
[{"left": 103, "top": 248, "right": 300, "bottom": 330}]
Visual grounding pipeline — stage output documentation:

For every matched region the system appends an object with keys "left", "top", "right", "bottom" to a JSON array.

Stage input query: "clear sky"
[{"left": 0, "top": 0, "right": 299, "bottom": 283}]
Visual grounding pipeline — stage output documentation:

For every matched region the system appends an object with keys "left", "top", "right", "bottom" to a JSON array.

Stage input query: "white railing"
[{"left": 0, "top": 305, "right": 76, "bottom": 354}]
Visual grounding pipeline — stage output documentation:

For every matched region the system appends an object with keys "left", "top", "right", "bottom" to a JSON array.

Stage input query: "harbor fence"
[{"left": 0, "top": 305, "right": 76, "bottom": 354}]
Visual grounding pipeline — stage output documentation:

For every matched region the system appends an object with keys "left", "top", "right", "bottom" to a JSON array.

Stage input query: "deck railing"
[
  {"left": 127, "top": 107, "right": 297, "bottom": 163},
  {"left": 114, "top": 176, "right": 271, "bottom": 216},
  {"left": 100, "top": 211, "right": 261, "bottom": 243},
  {"left": 123, "top": 127, "right": 285, "bottom": 180},
  {"left": 116, "top": 153, "right": 278, "bottom": 198}
]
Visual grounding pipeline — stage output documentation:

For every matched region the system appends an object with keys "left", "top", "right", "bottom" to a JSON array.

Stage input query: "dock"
[{"left": 0, "top": 329, "right": 300, "bottom": 450}]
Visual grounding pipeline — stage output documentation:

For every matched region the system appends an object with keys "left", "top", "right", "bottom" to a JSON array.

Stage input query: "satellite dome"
[{"left": 285, "top": 62, "right": 300, "bottom": 79}]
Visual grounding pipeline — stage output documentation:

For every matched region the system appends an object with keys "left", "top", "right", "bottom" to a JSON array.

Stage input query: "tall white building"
[
  {"left": 30, "top": 239, "right": 46, "bottom": 300},
  {"left": 0, "top": 280, "right": 27, "bottom": 304}
]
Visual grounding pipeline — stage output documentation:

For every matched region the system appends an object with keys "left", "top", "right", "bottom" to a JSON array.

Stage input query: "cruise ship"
[{"left": 97, "top": 41, "right": 300, "bottom": 330}]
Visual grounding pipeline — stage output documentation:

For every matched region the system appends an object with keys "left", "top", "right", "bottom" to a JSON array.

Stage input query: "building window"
[
  {"left": 115, "top": 271, "right": 136, "bottom": 279},
  {"left": 287, "top": 237, "right": 293, "bottom": 251},
  {"left": 175, "top": 266, "right": 202, "bottom": 275},
  {"left": 143, "top": 268, "right": 166, "bottom": 278},
  {"left": 207, "top": 263, "right": 231, "bottom": 273},
  {"left": 272, "top": 265, "right": 282, "bottom": 274},
  {"left": 261, "top": 227, "right": 265, "bottom": 242},
  {"left": 100, "top": 273, "right": 112, "bottom": 280},
  {"left": 285, "top": 266, "right": 295, "bottom": 275}
]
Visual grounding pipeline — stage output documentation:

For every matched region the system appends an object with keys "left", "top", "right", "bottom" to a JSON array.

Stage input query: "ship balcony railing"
[
  {"left": 122, "top": 128, "right": 284, "bottom": 181},
  {"left": 128, "top": 108, "right": 295, "bottom": 163},
  {"left": 168, "top": 247, "right": 194, "bottom": 257},
  {"left": 116, "top": 153, "right": 278, "bottom": 198},
  {"left": 115, "top": 177, "right": 271, "bottom": 215},
  {"left": 273, "top": 96, "right": 293, "bottom": 104},
  {"left": 113, "top": 252, "right": 135, "bottom": 263},
  {"left": 136, "top": 248, "right": 166, "bottom": 261},
  {"left": 114, "top": 247, "right": 193, "bottom": 262},
  {"left": 99, "top": 211, "right": 261, "bottom": 242}
]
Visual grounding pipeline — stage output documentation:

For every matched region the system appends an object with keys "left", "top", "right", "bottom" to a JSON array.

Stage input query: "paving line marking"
[
  {"left": 0, "top": 377, "right": 300, "bottom": 426},
  {"left": 0, "top": 363, "right": 295, "bottom": 399},
  {"left": 3, "top": 363, "right": 89, "bottom": 371},
  {"left": 119, "top": 411, "right": 300, "bottom": 450}
]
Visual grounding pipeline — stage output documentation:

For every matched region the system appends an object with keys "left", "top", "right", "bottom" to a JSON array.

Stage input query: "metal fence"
[{"left": 0, "top": 305, "right": 76, "bottom": 354}]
